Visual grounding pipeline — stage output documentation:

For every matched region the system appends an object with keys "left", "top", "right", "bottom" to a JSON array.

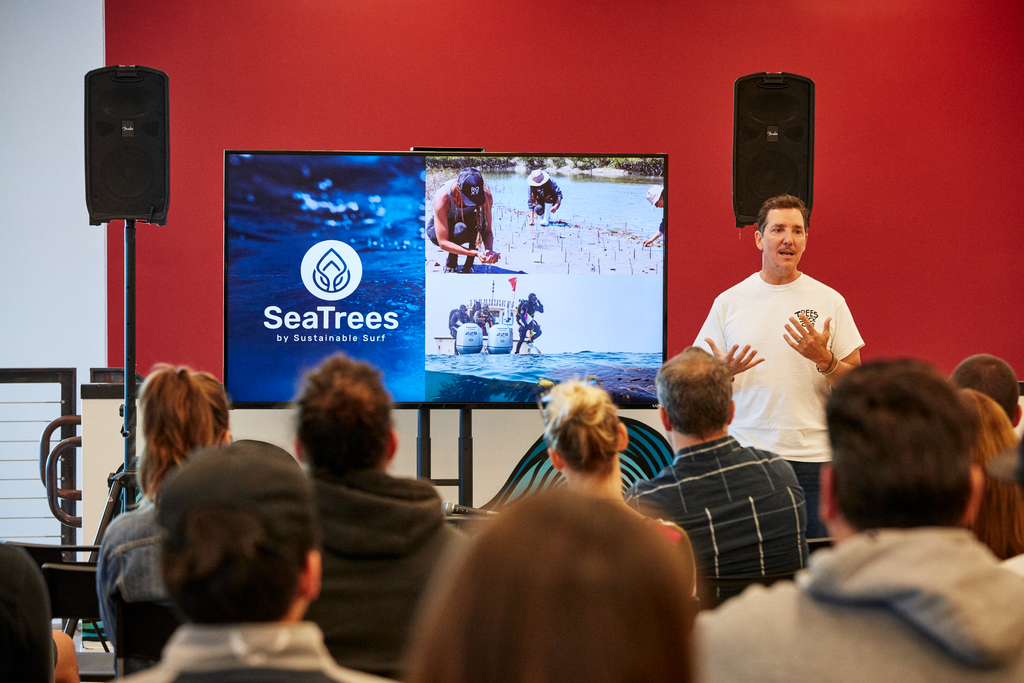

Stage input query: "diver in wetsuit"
[
  {"left": 448, "top": 304, "right": 469, "bottom": 338},
  {"left": 426, "top": 167, "right": 500, "bottom": 273},
  {"left": 515, "top": 293, "right": 544, "bottom": 354},
  {"left": 471, "top": 301, "right": 493, "bottom": 335}
]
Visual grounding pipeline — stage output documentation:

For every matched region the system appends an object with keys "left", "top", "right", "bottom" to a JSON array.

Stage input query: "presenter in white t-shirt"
[{"left": 695, "top": 195, "right": 864, "bottom": 538}]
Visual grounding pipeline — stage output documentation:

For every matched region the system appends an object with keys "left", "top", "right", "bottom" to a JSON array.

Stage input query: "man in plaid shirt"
[{"left": 627, "top": 347, "right": 808, "bottom": 584}]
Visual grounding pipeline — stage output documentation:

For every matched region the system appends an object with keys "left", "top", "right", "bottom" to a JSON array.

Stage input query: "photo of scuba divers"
[
  {"left": 424, "top": 274, "right": 661, "bottom": 404},
  {"left": 425, "top": 156, "right": 666, "bottom": 275},
  {"left": 441, "top": 290, "right": 541, "bottom": 356}
]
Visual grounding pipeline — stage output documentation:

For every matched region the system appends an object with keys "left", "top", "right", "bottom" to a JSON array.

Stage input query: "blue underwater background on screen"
[{"left": 224, "top": 153, "right": 426, "bottom": 403}]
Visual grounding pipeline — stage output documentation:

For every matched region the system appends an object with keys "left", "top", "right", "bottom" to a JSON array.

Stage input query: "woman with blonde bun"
[{"left": 538, "top": 380, "right": 696, "bottom": 589}]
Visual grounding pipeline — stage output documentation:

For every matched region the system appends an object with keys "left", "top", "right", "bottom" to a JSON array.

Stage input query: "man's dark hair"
[
  {"left": 656, "top": 347, "right": 731, "bottom": 439},
  {"left": 756, "top": 194, "right": 809, "bottom": 234},
  {"left": 950, "top": 353, "right": 1020, "bottom": 423},
  {"left": 826, "top": 360, "right": 979, "bottom": 530},
  {"left": 162, "top": 507, "right": 315, "bottom": 623},
  {"left": 296, "top": 353, "right": 393, "bottom": 480}
]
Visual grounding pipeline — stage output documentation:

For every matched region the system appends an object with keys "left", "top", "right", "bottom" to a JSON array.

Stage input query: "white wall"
[
  {"left": 0, "top": 0, "right": 106, "bottom": 383},
  {"left": 0, "top": 0, "right": 105, "bottom": 543}
]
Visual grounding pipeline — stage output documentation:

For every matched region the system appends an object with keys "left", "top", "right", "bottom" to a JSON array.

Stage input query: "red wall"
[{"left": 105, "top": 0, "right": 1024, "bottom": 378}]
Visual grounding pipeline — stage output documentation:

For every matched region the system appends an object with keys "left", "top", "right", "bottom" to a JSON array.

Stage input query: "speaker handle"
[{"left": 759, "top": 74, "right": 789, "bottom": 88}]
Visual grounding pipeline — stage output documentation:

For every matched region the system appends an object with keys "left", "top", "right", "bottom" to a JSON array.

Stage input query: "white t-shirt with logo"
[{"left": 696, "top": 273, "right": 864, "bottom": 463}]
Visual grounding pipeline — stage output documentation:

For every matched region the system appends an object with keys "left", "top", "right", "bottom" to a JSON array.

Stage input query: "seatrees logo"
[{"left": 300, "top": 241, "right": 363, "bottom": 301}]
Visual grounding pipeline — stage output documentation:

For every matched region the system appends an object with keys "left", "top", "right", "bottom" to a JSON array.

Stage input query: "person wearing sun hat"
[
  {"left": 426, "top": 166, "right": 500, "bottom": 273},
  {"left": 643, "top": 185, "right": 665, "bottom": 246},
  {"left": 526, "top": 168, "right": 562, "bottom": 226}
]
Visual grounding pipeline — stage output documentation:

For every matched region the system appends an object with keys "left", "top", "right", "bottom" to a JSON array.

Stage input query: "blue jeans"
[{"left": 788, "top": 460, "right": 827, "bottom": 539}]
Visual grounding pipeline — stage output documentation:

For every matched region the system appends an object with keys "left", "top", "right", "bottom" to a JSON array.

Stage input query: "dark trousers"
[{"left": 788, "top": 460, "right": 827, "bottom": 540}]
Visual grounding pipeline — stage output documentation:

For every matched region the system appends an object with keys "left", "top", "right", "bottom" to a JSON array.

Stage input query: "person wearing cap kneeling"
[
  {"left": 122, "top": 441, "right": 385, "bottom": 683},
  {"left": 426, "top": 166, "right": 499, "bottom": 273},
  {"left": 527, "top": 169, "right": 562, "bottom": 226},
  {"left": 643, "top": 185, "right": 665, "bottom": 246}
]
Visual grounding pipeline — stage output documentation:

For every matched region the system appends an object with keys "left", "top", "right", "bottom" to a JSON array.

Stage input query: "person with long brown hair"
[
  {"left": 96, "top": 364, "right": 229, "bottom": 673},
  {"left": 962, "top": 388, "right": 1024, "bottom": 560},
  {"left": 405, "top": 491, "right": 695, "bottom": 683}
]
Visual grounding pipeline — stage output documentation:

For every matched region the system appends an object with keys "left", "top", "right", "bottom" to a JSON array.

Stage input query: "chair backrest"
[
  {"left": 40, "top": 562, "right": 101, "bottom": 620},
  {"left": 114, "top": 595, "right": 182, "bottom": 666},
  {"left": 6, "top": 541, "right": 100, "bottom": 566},
  {"left": 698, "top": 572, "right": 796, "bottom": 610}
]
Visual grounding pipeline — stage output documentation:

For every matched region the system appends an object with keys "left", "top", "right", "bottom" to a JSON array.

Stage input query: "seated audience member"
[
  {"left": 952, "top": 353, "right": 1022, "bottom": 426},
  {"left": 405, "top": 492, "right": 695, "bottom": 683},
  {"left": 122, "top": 440, "right": 386, "bottom": 683},
  {"left": 296, "top": 353, "right": 459, "bottom": 679},
  {"left": 962, "top": 389, "right": 1024, "bottom": 559},
  {"left": 538, "top": 379, "right": 696, "bottom": 582},
  {"left": 97, "top": 364, "right": 229, "bottom": 671},
  {"left": 0, "top": 543, "right": 55, "bottom": 682},
  {"left": 625, "top": 347, "right": 808, "bottom": 589},
  {"left": 986, "top": 434, "right": 1024, "bottom": 576},
  {"left": 699, "top": 360, "right": 1024, "bottom": 682}
]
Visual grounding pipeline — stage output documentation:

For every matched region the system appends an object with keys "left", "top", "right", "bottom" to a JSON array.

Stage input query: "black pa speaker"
[
  {"left": 85, "top": 66, "right": 169, "bottom": 225},
  {"left": 733, "top": 72, "right": 813, "bottom": 228}
]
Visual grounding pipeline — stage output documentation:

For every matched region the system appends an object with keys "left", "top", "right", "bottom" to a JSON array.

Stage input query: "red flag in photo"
[{"left": 509, "top": 277, "right": 517, "bottom": 292}]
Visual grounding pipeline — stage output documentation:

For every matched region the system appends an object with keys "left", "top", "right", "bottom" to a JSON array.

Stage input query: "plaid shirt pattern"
[{"left": 626, "top": 436, "right": 808, "bottom": 578}]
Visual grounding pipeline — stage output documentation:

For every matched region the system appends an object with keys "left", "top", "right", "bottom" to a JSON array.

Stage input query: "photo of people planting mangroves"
[
  {"left": 421, "top": 154, "right": 666, "bottom": 406},
  {"left": 424, "top": 155, "right": 667, "bottom": 276}
]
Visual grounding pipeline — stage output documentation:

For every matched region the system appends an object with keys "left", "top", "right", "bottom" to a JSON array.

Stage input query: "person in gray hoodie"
[
  {"left": 698, "top": 359, "right": 1024, "bottom": 682},
  {"left": 295, "top": 353, "right": 460, "bottom": 679}
]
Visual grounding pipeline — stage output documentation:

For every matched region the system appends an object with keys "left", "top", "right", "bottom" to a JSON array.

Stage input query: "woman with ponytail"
[
  {"left": 96, "top": 364, "right": 229, "bottom": 672},
  {"left": 538, "top": 380, "right": 696, "bottom": 592}
]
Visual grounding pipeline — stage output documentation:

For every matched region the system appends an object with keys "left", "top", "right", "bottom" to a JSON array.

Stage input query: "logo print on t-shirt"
[{"left": 794, "top": 309, "right": 818, "bottom": 328}]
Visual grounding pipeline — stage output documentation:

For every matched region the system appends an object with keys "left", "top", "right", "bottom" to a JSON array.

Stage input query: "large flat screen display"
[{"left": 224, "top": 152, "right": 667, "bottom": 407}]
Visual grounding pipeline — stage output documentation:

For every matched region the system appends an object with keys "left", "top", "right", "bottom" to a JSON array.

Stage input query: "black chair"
[
  {"left": 113, "top": 595, "right": 182, "bottom": 676},
  {"left": 807, "top": 537, "right": 833, "bottom": 554},
  {"left": 698, "top": 571, "right": 796, "bottom": 610},
  {"left": 4, "top": 541, "right": 100, "bottom": 566},
  {"left": 40, "top": 563, "right": 114, "bottom": 681}
]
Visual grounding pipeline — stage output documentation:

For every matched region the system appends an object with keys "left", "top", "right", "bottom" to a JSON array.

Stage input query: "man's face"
[{"left": 754, "top": 207, "right": 807, "bottom": 283}]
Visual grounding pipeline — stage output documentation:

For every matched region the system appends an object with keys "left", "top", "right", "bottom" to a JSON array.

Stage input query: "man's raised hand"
[{"left": 705, "top": 338, "right": 765, "bottom": 376}]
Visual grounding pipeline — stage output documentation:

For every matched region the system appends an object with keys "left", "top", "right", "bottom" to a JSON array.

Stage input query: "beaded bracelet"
[{"left": 817, "top": 351, "right": 838, "bottom": 376}]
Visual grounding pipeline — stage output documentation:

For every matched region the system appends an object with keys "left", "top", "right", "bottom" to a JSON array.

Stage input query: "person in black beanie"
[{"left": 121, "top": 440, "right": 385, "bottom": 683}]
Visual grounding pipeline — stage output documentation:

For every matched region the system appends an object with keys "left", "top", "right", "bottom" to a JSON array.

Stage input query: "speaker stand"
[{"left": 120, "top": 219, "right": 139, "bottom": 513}]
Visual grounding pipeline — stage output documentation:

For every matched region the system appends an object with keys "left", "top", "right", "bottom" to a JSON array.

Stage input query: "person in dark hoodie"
[{"left": 295, "top": 353, "right": 459, "bottom": 679}]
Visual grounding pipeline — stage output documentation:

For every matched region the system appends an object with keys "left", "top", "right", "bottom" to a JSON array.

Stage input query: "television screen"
[{"left": 224, "top": 151, "right": 667, "bottom": 407}]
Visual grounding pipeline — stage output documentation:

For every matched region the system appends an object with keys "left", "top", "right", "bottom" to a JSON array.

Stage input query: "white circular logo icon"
[{"left": 300, "top": 240, "right": 363, "bottom": 301}]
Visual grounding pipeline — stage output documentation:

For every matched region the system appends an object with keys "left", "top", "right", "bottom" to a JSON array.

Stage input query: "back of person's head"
[
  {"left": 962, "top": 389, "right": 1024, "bottom": 559},
  {"left": 406, "top": 492, "right": 694, "bottom": 683},
  {"left": 540, "top": 380, "right": 621, "bottom": 476},
  {"left": 826, "top": 360, "right": 978, "bottom": 530},
  {"left": 951, "top": 353, "right": 1020, "bottom": 424},
  {"left": 157, "top": 441, "right": 319, "bottom": 624},
  {"left": 138, "top": 363, "right": 230, "bottom": 502},
  {"left": 295, "top": 353, "right": 393, "bottom": 481},
  {"left": 755, "top": 194, "right": 809, "bottom": 234},
  {"left": 656, "top": 347, "right": 731, "bottom": 438}
]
